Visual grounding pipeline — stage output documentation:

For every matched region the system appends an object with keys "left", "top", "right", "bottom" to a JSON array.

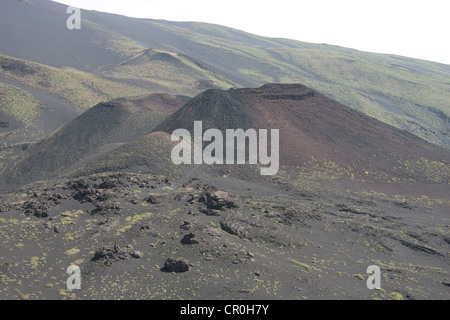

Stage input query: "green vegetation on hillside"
[
  {"left": 0, "top": 82, "right": 43, "bottom": 146},
  {"left": 275, "top": 48, "right": 450, "bottom": 146},
  {"left": 0, "top": 55, "right": 151, "bottom": 111},
  {"left": 139, "top": 20, "right": 450, "bottom": 147},
  {"left": 103, "top": 48, "right": 239, "bottom": 96},
  {"left": 82, "top": 20, "right": 146, "bottom": 57},
  {"left": 1, "top": 10, "right": 449, "bottom": 147}
]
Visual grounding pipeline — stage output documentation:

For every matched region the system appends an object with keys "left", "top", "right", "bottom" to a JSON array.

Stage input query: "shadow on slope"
[{"left": 2, "top": 93, "right": 190, "bottom": 191}]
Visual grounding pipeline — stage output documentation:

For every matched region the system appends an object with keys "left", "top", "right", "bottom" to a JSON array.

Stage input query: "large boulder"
[
  {"left": 92, "top": 244, "right": 128, "bottom": 266},
  {"left": 201, "top": 186, "right": 237, "bottom": 211},
  {"left": 181, "top": 233, "right": 198, "bottom": 245},
  {"left": 164, "top": 257, "right": 191, "bottom": 273}
]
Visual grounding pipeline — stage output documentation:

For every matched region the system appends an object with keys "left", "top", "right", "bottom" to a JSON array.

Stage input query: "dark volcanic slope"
[
  {"left": 74, "top": 84, "right": 449, "bottom": 185},
  {"left": 74, "top": 89, "right": 257, "bottom": 181},
  {"left": 72, "top": 132, "right": 190, "bottom": 180},
  {"left": 0, "top": 0, "right": 131, "bottom": 72},
  {"left": 240, "top": 84, "right": 450, "bottom": 181},
  {"left": 0, "top": 170, "right": 448, "bottom": 300},
  {"left": 155, "top": 84, "right": 449, "bottom": 183},
  {"left": 3, "top": 94, "right": 190, "bottom": 190}
]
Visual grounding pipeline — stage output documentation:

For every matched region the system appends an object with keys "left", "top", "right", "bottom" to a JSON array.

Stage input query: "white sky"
[{"left": 53, "top": 0, "right": 450, "bottom": 65}]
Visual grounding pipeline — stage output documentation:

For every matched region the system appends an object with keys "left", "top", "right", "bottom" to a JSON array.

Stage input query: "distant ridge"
[{"left": 1, "top": 0, "right": 449, "bottom": 146}]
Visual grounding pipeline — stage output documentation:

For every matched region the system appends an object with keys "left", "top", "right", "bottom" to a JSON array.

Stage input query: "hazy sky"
[{"left": 53, "top": 0, "right": 450, "bottom": 65}]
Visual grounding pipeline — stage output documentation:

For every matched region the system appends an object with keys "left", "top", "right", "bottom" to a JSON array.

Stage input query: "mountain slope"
[
  {"left": 3, "top": 84, "right": 447, "bottom": 302},
  {"left": 0, "top": 54, "right": 151, "bottom": 111},
  {"left": 3, "top": 93, "right": 190, "bottom": 190},
  {"left": 101, "top": 48, "right": 244, "bottom": 95},
  {"left": 0, "top": 49, "right": 241, "bottom": 155},
  {"left": 0, "top": 73, "right": 79, "bottom": 144},
  {"left": 0, "top": 1, "right": 449, "bottom": 300},
  {"left": 1, "top": 0, "right": 449, "bottom": 147},
  {"left": 0, "top": 0, "right": 144, "bottom": 72},
  {"left": 75, "top": 84, "right": 450, "bottom": 185},
  {"left": 0, "top": 168, "right": 448, "bottom": 300}
]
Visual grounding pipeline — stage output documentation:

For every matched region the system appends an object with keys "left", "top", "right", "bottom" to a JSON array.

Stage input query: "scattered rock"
[
  {"left": 182, "top": 178, "right": 204, "bottom": 190},
  {"left": 443, "top": 236, "right": 450, "bottom": 245},
  {"left": 68, "top": 179, "right": 91, "bottom": 190},
  {"left": 399, "top": 240, "right": 443, "bottom": 256},
  {"left": 91, "top": 201, "right": 122, "bottom": 215},
  {"left": 174, "top": 193, "right": 195, "bottom": 203},
  {"left": 337, "top": 204, "right": 367, "bottom": 215},
  {"left": 201, "top": 186, "right": 237, "bottom": 211},
  {"left": 180, "top": 221, "right": 193, "bottom": 231},
  {"left": 163, "top": 257, "right": 191, "bottom": 273},
  {"left": 220, "top": 213, "right": 250, "bottom": 239},
  {"left": 181, "top": 233, "right": 199, "bottom": 245},
  {"left": 92, "top": 244, "right": 128, "bottom": 266},
  {"left": 265, "top": 211, "right": 277, "bottom": 218},
  {"left": 98, "top": 178, "right": 122, "bottom": 190},
  {"left": 205, "top": 226, "right": 223, "bottom": 237},
  {"left": 73, "top": 188, "right": 98, "bottom": 203},
  {"left": 131, "top": 251, "right": 143, "bottom": 259},
  {"left": 96, "top": 218, "right": 120, "bottom": 234},
  {"left": 393, "top": 201, "right": 415, "bottom": 209},
  {"left": 23, "top": 200, "right": 50, "bottom": 218},
  {"left": 144, "top": 194, "right": 166, "bottom": 205}
]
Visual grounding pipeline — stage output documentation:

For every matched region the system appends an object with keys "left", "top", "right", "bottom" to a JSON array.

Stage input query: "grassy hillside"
[
  {"left": 0, "top": 82, "right": 44, "bottom": 176},
  {"left": 0, "top": 82, "right": 43, "bottom": 146},
  {"left": 101, "top": 48, "right": 241, "bottom": 96},
  {"left": 0, "top": 54, "right": 151, "bottom": 111},
  {"left": 270, "top": 48, "right": 450, "bottom": 146}
]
